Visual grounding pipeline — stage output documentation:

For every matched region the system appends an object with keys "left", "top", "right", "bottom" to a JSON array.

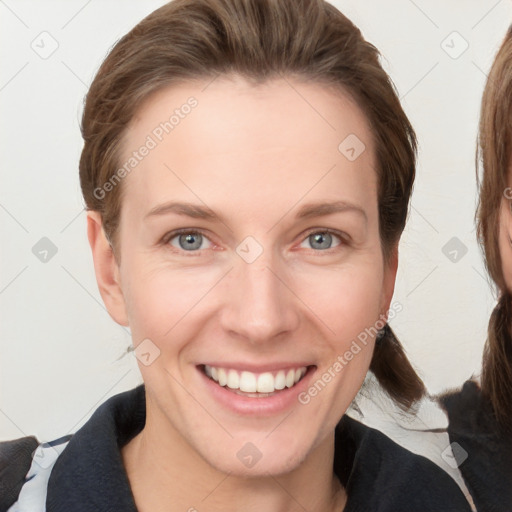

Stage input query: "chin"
[
  {"left": 208, "top": 448, "right": 307, "bottom": 478},
  {"left": 192, "top": 430, "right": 313, "bottom": 478}
]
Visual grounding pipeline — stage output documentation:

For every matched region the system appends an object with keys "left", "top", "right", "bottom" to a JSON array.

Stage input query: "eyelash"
[{"left": 160, "top": 227, "right": 348, "bottom": 255}]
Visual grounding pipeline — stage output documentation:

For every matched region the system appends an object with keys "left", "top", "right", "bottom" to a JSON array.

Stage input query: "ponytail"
[
  {"left": 481, "top": 293, "right": 512, "bottom": 432},
  {"left": 370, "top": 323, "right": 426, "bottom": 410}
]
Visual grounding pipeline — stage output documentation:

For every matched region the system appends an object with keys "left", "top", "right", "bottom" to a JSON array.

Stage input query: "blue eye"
[
  {"left": 167, "top": 230, "right": 213, "bottom": 251},
  {"left": 300, "top": 230, "right": 342, "bottom": 251},
  {"left": 162, "top": 228, "right": 344, "bottom": 255}
]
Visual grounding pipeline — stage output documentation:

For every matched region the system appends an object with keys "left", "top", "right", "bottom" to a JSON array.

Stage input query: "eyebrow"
[
  {"left": 296, "top": 200, "right": 367, "bottom": 222},
  {"left": 144, "top": 200, "right": 367, "bottom": 223}
]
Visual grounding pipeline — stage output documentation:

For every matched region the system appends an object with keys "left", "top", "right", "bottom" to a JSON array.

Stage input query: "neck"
[{"left": 121, "top": 405, "right": 346, "bottom": 512}]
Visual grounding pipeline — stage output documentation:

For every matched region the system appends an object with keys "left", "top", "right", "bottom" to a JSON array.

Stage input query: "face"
[
  {"left": 499, "top": 186, "right": 512, "bottom": 290},
  {"left": 89, "top": 75, "right": 397, "bottom": 476}
]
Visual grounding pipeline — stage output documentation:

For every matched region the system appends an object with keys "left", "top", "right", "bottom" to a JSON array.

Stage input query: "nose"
[{"left": 219, "top": 247, "right": 300, "bottom": 345}]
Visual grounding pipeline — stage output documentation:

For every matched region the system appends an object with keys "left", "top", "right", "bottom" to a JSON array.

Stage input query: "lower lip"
[{"left": 197, "top": 366, "right": 316, "bottom": 416}]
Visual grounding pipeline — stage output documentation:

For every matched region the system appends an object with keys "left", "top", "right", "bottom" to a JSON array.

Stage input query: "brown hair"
[
  {"left": 476, "top": 25, "right": 512, "bottom": 431},
  {"left": 79, "top": 0, "right": 425, "bottom": 408}
]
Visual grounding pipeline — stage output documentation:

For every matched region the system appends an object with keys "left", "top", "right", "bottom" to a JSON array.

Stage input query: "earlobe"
[{"left": 86, "top": 211, "right": 129, "bottom": 326}]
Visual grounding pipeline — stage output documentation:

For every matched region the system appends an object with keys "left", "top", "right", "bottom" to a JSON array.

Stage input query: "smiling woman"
[{"left": 0, "top": 1, "right": 473, "bottom": 511}]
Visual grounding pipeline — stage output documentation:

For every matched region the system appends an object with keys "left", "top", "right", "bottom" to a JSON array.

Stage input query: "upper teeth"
[{"left": 204, "top": 365, "right": 307, "bottom": 393}]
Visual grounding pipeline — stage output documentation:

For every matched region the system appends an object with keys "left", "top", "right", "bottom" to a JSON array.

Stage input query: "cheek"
[
  {"left": 123, "top": 263, "right": 217, "bottom": 342},
  {"left": 499, "top": 210, "right": 512, "bottom": 291},
  {"left": 285, "top": 266, "right": 385, "bottom": 411},
  {"left": 292, "top": 268, "right": 381, "bottom": 434},
  {"left": 294, "top": 264, "right": 385, "bottom": 337}
]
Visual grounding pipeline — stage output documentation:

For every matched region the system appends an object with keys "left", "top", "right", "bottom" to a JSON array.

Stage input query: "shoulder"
[
  {"left": 0, "top": 434, "right": 72, "bottom": 512},
  {"left": 439, "top": 379, "right": 512, "bottom": 511},
  {"left": 0, "top": 386, "right": 144, "bottom": 512},
  {"left": 335, "top": 416, "right": 473, "bottom": 512},
  {"left": 0, "top": 436, "right": 39, "bottom": 512}
]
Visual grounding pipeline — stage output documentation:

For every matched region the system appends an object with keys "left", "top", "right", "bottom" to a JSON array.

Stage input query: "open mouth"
[{"left": 199, "top": 364, "right": 314, "bottom": 398}]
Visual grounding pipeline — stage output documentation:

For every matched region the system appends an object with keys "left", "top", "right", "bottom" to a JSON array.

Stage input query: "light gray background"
[{"left": 0, "top": 0, "right": 509, "bottom": 442}]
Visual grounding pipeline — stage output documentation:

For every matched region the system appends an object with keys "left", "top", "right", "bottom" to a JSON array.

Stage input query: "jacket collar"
[
  {"left": 45, "top": 384, "right": 472, "bottom": 512},
  {"left": 46, "top": 385, "right": 145, "bottom": 511}
]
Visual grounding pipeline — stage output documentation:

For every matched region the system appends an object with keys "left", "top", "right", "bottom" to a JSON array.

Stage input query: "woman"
[
  {"left": 439, "top": 26, "right": 512, "bottom": 511},
  {"left": 1, "top": 0, "right": 472, "bottom": 510}
]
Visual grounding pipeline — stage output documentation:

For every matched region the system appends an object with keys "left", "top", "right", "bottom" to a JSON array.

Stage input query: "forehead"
[{"left": 118, "top": 76, "right": 377, "bottom": 219}]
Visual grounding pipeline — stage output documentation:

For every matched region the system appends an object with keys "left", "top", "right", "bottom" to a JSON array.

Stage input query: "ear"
[
  {"left": 87, "top": 211, "right": 129, "bottom": 326},
  {"left": 380, "top": 244, "right": 399, "bottom": 319}
]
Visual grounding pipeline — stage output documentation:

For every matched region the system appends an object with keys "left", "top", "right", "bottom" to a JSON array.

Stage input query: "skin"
[
  {"left": 87, "top": 75, "right": 398, "bottom": 512},
  {"left": 499, "top": 194, "right": 512, "bottom": 290}
]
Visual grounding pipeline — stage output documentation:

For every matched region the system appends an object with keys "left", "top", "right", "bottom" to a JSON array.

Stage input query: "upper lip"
[{"left": 199, "top": 362, "right": 315, "bottom": 373}]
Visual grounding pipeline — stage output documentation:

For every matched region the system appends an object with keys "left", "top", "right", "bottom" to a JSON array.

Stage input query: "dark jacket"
[
  {"left": 440, "top": 380, "right": 512, "bottom": 512},
  {"left": 1, "top": 384, "right": 473, "bottom": 512}
]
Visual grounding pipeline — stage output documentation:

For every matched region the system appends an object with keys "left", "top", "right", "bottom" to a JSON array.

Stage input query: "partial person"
[{"left": 440, "top": 24, "right": 512, "bottom": 512}]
